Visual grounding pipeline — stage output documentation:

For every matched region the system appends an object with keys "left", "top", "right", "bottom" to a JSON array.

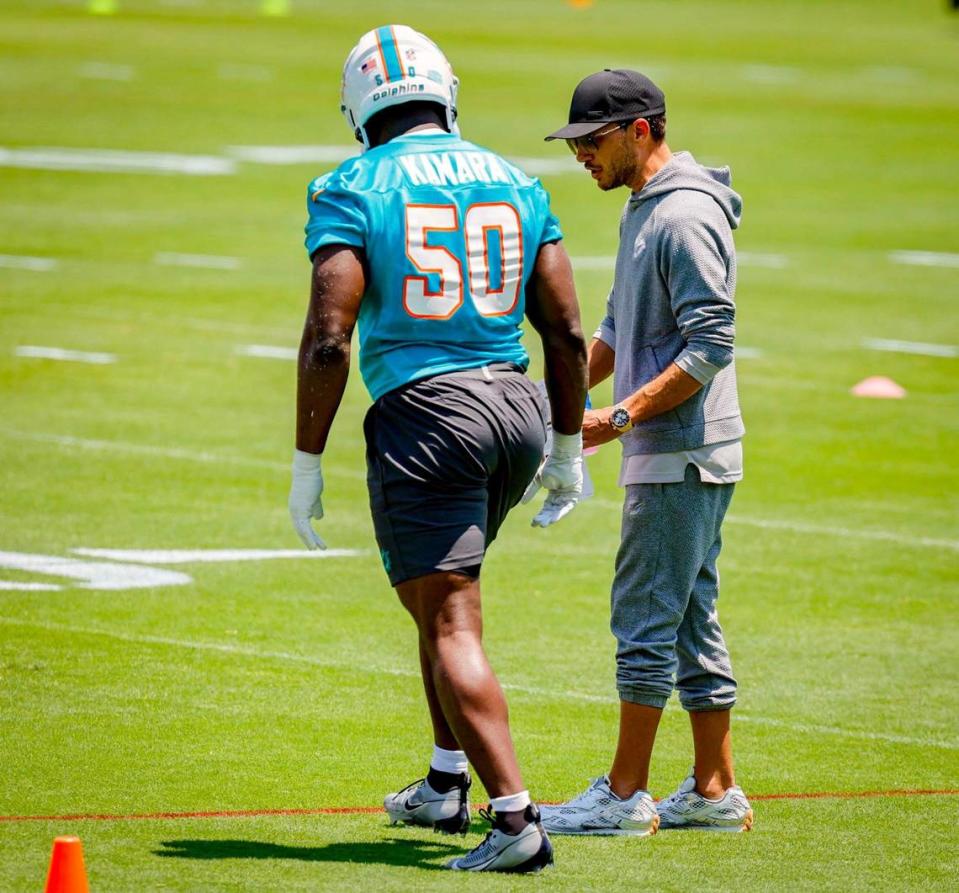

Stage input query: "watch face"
[{"left": 611, "top": 408, "right": 631, "bottom": 429}]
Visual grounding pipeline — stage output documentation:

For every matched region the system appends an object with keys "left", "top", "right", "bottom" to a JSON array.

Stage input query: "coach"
[{"left": 539, "top": 70, "right": 753, "bottom": 834}]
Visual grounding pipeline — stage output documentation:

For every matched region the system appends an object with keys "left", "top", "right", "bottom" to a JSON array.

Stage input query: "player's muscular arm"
[
  {"left": 296, "top": 245, "right": 367, "bottom": 454},
  {"left": 582, "top": 362, "right": 702, "bottom": 449},
  {"left": 588, "top": 337, "right": 614, "bottom": 388},
  {"left": 525, "top": 241, "right": 588, "bottom": 435}
]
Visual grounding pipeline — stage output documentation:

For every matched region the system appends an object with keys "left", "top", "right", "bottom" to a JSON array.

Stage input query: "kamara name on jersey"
[{"left": 398, "top": 151, "right": 513, "bottom": 187}]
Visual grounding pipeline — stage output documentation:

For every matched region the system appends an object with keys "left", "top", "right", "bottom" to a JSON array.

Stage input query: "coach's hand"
[
  {"left": 289, "top": 449, "right": 328, "bottom": 550},
  {"left": 523, "top": 430, "right": 583, "bottom": 527}
]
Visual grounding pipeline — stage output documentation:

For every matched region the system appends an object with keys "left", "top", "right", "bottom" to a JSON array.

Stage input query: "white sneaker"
[
  {"left": 383, "top": 774, "right": 471, "bottom": 834},
  {"left": 539, "top": 776, "right": 660, "bottom": 836},
  {"left": 448, "top": 804, "right": 553, "bottom": 873},
  {"left": 657, "top": 769, "right": 753, "bottom": 832}
]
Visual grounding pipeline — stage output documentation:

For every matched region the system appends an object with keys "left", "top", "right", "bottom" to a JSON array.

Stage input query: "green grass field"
[{"left": 1, "top": 0, "right": 958, "bottom": 889}]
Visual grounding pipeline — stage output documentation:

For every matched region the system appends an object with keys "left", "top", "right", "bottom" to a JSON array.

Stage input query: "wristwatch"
[{"left": 609, "top": 405, "right": 633, "bottom": 433}]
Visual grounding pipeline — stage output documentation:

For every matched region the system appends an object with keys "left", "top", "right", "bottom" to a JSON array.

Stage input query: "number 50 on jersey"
[{"left": 403, "top": 201, "right": 523, "bottom": 320}]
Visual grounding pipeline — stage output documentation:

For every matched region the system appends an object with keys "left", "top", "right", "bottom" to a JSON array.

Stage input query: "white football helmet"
[{"left": 341, "top": 25, "right": 459, "bottom": 150}]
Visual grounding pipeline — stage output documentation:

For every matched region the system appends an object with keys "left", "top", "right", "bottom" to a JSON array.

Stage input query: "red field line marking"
[{"left": 1, "top": 790, "right": 957, "bottom": 823}]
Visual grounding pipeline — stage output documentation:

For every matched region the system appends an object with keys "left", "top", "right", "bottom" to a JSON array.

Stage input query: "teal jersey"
[{"left": 304, "top": 131, "right": 563, "bottom": 401}]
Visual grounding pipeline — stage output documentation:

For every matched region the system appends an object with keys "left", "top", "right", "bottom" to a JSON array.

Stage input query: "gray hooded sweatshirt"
[{"left": 596, "top": 150, "right": 745, "bottom": 456}]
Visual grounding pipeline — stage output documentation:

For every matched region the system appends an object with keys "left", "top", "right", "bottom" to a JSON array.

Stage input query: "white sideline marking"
[
  {"left": 725, "top": 515, "right": 959, "bottom": 552},
  {"left": 154, "top": 252, "right": 241, "bottom": 270},
  {"left": 741, "top": 64, "right": 801, "bottom": 85},
  {"left": 218, "top": 64, "right": 273, "bottom": 82},
  {"left": 78, "top": 62, "right": 134, "bottom": 81},
  {"left": 0, "top": 552, "right": 190, "bottom": 590},
  {"left": 738, "top": 251, "right": 788, "bottom": 269},
  {"left": 862, "top": 338, "right": 958, "bottom": 359},
  {"left": 236, "top": 344, "right": 297, "bottom": 360},
  {"left": 0, "top": 147, "right": 235, "bottom": 176},
  {"left": 732, "top": 715, "right": 958, "bottom": 750},
  {"left": 226, "top": 145, "right": 354, "bottom": 165},
  {"left": 224, "top": 145, "right": 584, "bottom": 176},
  {"left": 1, "top": 616, "right": 955, "bottom": 750},
  {"left": 0, "top": 429, "right": 288, "bottom": 471},
  {"left": 0, "top": 254, "right": 58, "bottom": 272},
  {"left": 0, "top": 428, "right": 369, "bottom": 480},
  {"left": 15, "top": 346, "right": 116, "bottom": 364},
  {"left": 735, "top": 347, "right": 764, "bottom": 360},
  {"left": 73, "top": 548, "right": 366, "bottom": 563},
  {"left": 572, "top": 253, "right": 787, "bottom": 271},
  {"left": 861, "top": 66, "right": 918, "bottom": 84},
  {"left": 589, "top": 500, "right": 959, "bottom": 552},
  {"left": 507, "top": 156, "right": 581, "bottom": 176},
  {"left": 0, "top": 582, "right": 62, "bottom": 591},
  {"left": 889, "top": 250, "right": 959, "bottom": 269}
]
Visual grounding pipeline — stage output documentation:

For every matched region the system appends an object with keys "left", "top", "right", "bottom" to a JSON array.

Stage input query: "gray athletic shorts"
[{"left": 364, "top": 364, "right": 547, "bottom": 587}]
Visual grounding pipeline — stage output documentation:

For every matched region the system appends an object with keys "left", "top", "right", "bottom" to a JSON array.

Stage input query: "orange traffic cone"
[{"left": 44, "top": 836, "right": 90, "bottom": 893}]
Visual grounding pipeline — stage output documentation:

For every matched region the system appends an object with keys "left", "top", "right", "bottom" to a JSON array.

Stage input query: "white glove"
[
  {"left": 288, "top": 449, "right": 327, "bottom": 550},
  {"left": 522, "top": 430, "right": 583, "bottom": 528}
]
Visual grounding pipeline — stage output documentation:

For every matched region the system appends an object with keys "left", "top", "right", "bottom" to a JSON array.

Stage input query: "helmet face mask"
[{"left": 341, "top": 25, "right": 459, "bottom": 149}]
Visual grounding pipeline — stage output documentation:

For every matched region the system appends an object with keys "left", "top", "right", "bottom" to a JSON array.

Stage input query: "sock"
[
  {"left": 430, "top": 745, "right": 468, "bottom": 775},
  {"left": 489, "top": 790, "right": 533, "bottom": 834},
  {"left": 490, "top": 790, "right": 531, "bottom": 813}
]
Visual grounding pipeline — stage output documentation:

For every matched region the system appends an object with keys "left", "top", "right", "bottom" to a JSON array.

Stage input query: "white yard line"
[
  {"left": 0, "top": 582, "right": 62, "bottom": 591},
  {"left": 0, "top": 429, "right": 288, "bottom": 471},
  {"left": 738, "top": 251, "right": 788, "bottom": 269},
  {"left": 0, "top": 552, "right": 190, "bottom": 590},
  {"left": 235, "top": 344, "right": 297, "bottom": 360},
  {"left": 862, "top": 338, "right": 958, "bottom": 358},
  {"left": 506, "top": 156, "right": 581, "bottom": 176},
  {"left": 0, "top": 147, "right": 235, "bottom": 176},
  {"left": 225, "top": 145, "right": 583, "bottom": 176},
  {"left": 154, "top": 252, "right": 241, "bottom": 270},
  {"left": 78, "top": 62, "right": 134, "bottom": 81},
  {"left": 588, "top": 500, "right": 958, "bottom": 552},
  {"left": 889, "top": 250, "right": 959, "bottom": 269},
  {"left": 732, "top": 715, "right": 957, "bottom": 750},
  {"left": 72, "top": 548, "right": 366, "bottom": 563},
  {"left": 15, "top": 346, "right": 116, "bottom": 364},
  {"left": 217, "top": 64, "right": 273, "bottom": 82},
  {"left": 0, "top": 428, "right": 368, "bottom": 480},
  {"left": 725, "top": 514, "right": 959, "bottom": 552},
  {"left": 0, "top": 616, "right": 954, "bottom": 750},
  {"left": 225, "top": 145, "right": 354, "bottom": 164},
  {"left": 571, "top": 253, "right": 787, "bottom": 271},
  {"left": 735, "top": 347, "right": 764, "bottom": 359},
  {"left": 741, "top": 64, "right": 802, "bottom": 85},
  {"left": 0, "top": 254, "right": 58, "bottom": 272}
]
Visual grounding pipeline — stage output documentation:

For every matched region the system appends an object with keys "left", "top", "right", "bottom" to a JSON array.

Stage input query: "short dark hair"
[{"left": 646, "top": 115, "right": 666, "bottom": 142}]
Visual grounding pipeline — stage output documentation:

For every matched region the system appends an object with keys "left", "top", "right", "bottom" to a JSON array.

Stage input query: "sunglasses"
[{"left": 566, "top": 121, "right": 629, "bottom": 154}]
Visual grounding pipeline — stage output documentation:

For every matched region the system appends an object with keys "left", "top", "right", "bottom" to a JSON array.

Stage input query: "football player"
[{"left": 289, "top": 25, "right": 587, "bottom": 873}]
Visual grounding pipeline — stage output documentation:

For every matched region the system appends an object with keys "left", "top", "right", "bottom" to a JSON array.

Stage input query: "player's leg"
[
  {"left": 398, "top": 569, "right": 553, "bottom": 873},
  {"left": 370, "top": 369, "right": 552, "bottom": 868},
  {"left": 397, "top": 571, "right": 523, "bottom": 798},
  {"left": 417, "top": 636, "right": 459, "bottom": 751}
]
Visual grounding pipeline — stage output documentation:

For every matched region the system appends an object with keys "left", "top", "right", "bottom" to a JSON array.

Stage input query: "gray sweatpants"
[{"left": 611, "top": 463, "right": 737, "bottom": 712}]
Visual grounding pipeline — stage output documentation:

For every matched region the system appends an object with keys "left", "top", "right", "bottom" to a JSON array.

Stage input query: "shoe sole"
[
  {"left": 542, "top": 814, "right": 659, "bottom": 838},
  {"left": 386, "top": 805, "right": 471, "bottom": 835},
  {"left": 449, "top": 835, "right": 554, "bottom": 873},
  {"left": 659, "top": 808, "right": 753, "bottom": 833}
]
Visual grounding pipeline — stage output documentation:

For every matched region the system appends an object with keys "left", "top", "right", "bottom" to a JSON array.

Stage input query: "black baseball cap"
[{"left": 545, "top": 69, "right": 666, "bottom": 140}]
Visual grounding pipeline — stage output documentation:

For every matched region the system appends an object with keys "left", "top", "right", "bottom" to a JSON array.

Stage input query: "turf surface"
[{"left": 1, "top": 0, "right": 957, "bottom": 889}]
